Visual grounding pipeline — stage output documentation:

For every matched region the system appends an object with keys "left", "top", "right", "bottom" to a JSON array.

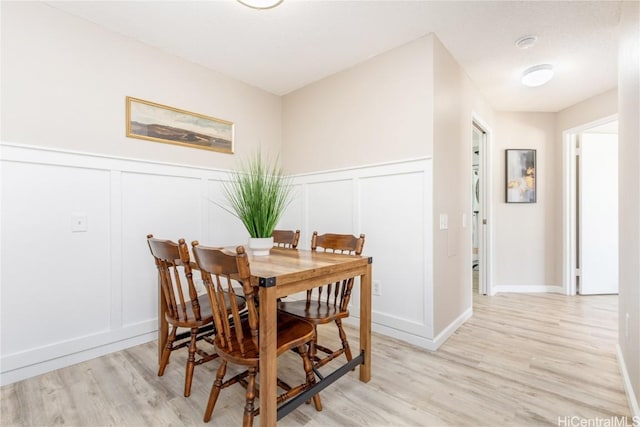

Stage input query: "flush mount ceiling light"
[
  {"left": 515, "top": 35, "right": 538, "bottom": 50},
  {"left": 521, "top": 64, "right": 554, "bottom": 87},
  {"left": 237, "top": 0, "right": 283, "bottom": 9}
]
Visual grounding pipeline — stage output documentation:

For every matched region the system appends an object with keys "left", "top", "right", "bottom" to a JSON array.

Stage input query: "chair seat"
[
  {"left": 169, "top": 292, "right": 246, "bottom": 328},
  {"left": 278, "top": 300, "right": 348, "bottom": 324},
  {"left": 192, "top": 243, "right": 323, "bottom": 424},
  {"left": 214, "top": 312, "right": 315, "bottom": 365}
]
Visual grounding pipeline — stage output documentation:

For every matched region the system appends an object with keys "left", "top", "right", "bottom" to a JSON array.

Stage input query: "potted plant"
[{"left": 221, "top": 149, "right": 293, "bottom": 255}]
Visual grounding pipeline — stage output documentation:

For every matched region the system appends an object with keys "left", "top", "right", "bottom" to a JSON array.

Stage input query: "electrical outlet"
[
  {"left": 373, "top": 281, "right": 381, "bottom": 296},
  {"left": 625, "top": 312, "right": 630, "bottom": 339}
]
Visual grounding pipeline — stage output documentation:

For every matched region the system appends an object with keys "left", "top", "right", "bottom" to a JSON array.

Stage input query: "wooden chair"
[
  {"left": 278, "top": 232, "right": 365, "bottom": 369},
  {"left": 147, "top": 235, "right": 245, "bottom": 397},
  {"left": 191, "top": 242, "right": 322, "bottom": 425},
  {"left": 272, "top": 229, "right": 300, "bottom": 249}
]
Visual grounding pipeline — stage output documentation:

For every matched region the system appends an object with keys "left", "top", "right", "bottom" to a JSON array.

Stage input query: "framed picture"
[
  {"left": 505, "top": 149, "right": 536, "bottom": 203},
  {"left": 126, "top": 97, "right": 233, "bottom": 154}
]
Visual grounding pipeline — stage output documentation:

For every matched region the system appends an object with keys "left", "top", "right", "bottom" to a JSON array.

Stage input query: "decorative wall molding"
[
  {"left": 1, "top": 328, "right": 155, "bottom": 386},
  {"left": 1, "top": 142, "right": 438, "bottom": 384},
  {"left": 346, "top": 306, "right": 472, "bottom": 351}
]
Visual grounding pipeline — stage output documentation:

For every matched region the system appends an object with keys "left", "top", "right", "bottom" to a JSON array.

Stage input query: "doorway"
[
  {"left": 563, "top": 116, "right": 619, "bottom": 295},
  {"left": 472, "top": 118, "right": 492, "bottom": 296}
]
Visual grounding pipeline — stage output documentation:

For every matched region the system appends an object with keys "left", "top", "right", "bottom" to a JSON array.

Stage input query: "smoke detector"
[{"left": 515, "top": 36, "right": 538, "bottom": 50}]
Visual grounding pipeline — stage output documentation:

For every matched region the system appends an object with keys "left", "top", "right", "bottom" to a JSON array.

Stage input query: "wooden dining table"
[{"left": 157, "top": 246, "right": 373, "bottom": 426}]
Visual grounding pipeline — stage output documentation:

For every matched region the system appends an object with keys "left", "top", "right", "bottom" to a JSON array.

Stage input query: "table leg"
[
  {"left": 259, "top": 284, "right": 277, "bottom": 427},
  {"left": 359, "top": 260, "right": 372, "bottom": 382}
]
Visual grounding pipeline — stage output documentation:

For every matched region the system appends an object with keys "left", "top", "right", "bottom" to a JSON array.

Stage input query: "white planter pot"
[{"left": 248, "top": 237, "right": 274, "bottom": 256}]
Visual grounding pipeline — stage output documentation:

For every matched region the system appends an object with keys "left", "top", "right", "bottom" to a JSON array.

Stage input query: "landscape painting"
[{"left": 126, "top": 97, "right": 233, "bottom": 153}]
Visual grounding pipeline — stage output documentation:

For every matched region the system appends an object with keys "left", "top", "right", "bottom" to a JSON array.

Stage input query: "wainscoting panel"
[
  {"left": 358, "top": 172, "right": 426, "bottom": 326},
  {"left": 120, "top": 171, "right": 204, "bottom": 326},
  {"left": 0, "top": 143, "right": 435, "bottom": 384},
  {"left": 1, "top": 161, "right": 112, "bottom": 355},
  {"left": 306, "top": 179, "right": 355, "bottom": 242},
  {"left": 292, "top": 159, "right": 434, "bottom": 341},
  {"left": 276, "top": 183, "right": 306, "bottom": 246},
  {"left": 204, "top": 178, "right": 249, "bottom": 248},
  {"left": 0, "top": 143, "right": 248, "bottom": 385}
]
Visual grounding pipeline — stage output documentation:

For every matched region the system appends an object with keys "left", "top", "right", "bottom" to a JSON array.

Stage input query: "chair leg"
[
  {"left": 298, "top": 345, "right": 322, "bottom": 411},
  {"left": 183, "top": 327, "right": 199, "bottom": 397},
  {"left": 309, "top": 326, "right": 318, "bottom": 362},
  {"left": 243, "top": 367, "right": 257, "bottom": 427},
  {"left": 158, "top": 326, "right": 177, "bottom": 376},
  {"left": 204, "top": 360, "right": 227, "bottom": 422},
  {"left": 335, "top": 319, "right": 352, "bottom": 362}
]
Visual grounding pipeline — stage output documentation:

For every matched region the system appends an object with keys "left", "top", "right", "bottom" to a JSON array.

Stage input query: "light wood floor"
[{"left": 1, "top": 293, "right": 631, "bottom": 426}]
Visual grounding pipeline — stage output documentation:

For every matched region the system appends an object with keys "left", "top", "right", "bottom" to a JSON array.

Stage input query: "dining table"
[{"left": 157, "top": 246, "right": 373, "bottom": 426}]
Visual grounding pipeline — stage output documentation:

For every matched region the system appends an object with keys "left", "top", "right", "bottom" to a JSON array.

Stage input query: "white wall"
[
  {"left": 284, "top": 160, "right": 435, "bottom": 346},
  {"left": 283, "top": 34, "right": 496, "bottom": 340},
  {"left": 556, "top": 89, "right": 617, "bottom": 132},
  {"left": 281, "top": 35, "right": 440, "bottom": 342},
  {"left": 282, "top": 36, "right": 434, "bottom": 173},
  {"left": 492, "top": 112, "right": 560, "bottom": 292},
  {"left": 0, "top": 144, "right": 249, "bottom": 385},
  {"left": 617, "top": 0, "right": 640, "bottom": 416},
  {"left": 0, "top": 2, "right": 282, "bottom": 169},
  {"left": 0, "top": 144, "right": 433, "bottom": 383},
  {"left": 0, "top": 0, "right": 277, "bottom": 385},
  {"left": 431, "top": 37, "right": 495, "bottom": 333}
]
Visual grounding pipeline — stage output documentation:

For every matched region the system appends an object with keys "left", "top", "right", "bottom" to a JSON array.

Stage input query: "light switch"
[
  {"left": 71, "top": 213, "right": 88, "bottom": 232},
  {"left": 439, "top": 214, "right": 448, "bottom": 230}
]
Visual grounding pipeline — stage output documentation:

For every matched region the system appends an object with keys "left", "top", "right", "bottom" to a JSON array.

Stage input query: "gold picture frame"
[{"left": 126, "top": 97, "right": 234, "bottom": 154}]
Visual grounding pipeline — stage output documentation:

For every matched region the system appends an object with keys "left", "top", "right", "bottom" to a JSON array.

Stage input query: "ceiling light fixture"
[
  {"left": 237, "top": 0, "right": 283, "bottom": 9},
  {"left": 521, "top": 64, "right": 554, "bottom": 87},
  {"left": 515, "top": 35, "right": 538, "bottom": 50}
]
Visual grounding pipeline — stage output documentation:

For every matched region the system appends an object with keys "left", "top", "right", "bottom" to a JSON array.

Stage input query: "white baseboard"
[
  {"left": 344, "top": 306, "right": 472, "bottom": 352},
  {"left": 493, "top": 285, "right": 564, "bottom": 294},
  {"left": 1, "top": 322, "right": 157, "bottom": 386},
  {"left": 617, "top": 344, "right": 640, "bottom": 418},
  {"left": 429, "top": 307, "right": 473, "bottom": 350}
]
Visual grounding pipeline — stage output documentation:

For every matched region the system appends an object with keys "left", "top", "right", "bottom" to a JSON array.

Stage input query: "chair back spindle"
[
  {"left": 148, "top": 236, "right": 202, "bottom": 322},
  {"left": 192, "top": 243, "right": 258, "bottom": 356},
  {"left": 277, "top": 230, "right": 366, "bottom": 369},
  {"left": 146, "top": 234, "right": 220, "bottom": 397},
  {"left": 192, "top": 242, "right": 322, "bottom": 424},
  {"left": 307, "top": 231, "right": 365, "bottom": 310}
]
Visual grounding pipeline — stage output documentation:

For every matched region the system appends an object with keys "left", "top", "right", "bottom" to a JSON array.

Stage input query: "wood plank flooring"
[{"left": 1, "top": 293, "right": 631, "bottom": 426}]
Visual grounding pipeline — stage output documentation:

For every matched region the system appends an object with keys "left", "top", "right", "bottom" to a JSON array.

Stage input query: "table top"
[{"left": 239, "top": 247, "right": 371, "bottom": 291}]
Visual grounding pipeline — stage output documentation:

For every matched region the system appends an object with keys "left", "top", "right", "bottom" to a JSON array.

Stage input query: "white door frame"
[
  {"left": 472, "top": 114, "right": 494, "bottom": 296},
  {"left": 562, "top": 114, "right": 618, "bottom": 295}
]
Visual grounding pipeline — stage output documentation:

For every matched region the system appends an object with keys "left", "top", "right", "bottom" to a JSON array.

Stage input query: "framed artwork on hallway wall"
[
  {"left": 126, "top": 97, "right": 234, "bottom": 153},
  {"left": 505, "top": 149, "right": 536, "bottom": 203}
]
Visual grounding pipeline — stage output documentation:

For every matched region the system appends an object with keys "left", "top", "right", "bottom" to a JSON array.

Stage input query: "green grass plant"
[{"left": 222, "top": 150, "right": 292, "bottom": 238}]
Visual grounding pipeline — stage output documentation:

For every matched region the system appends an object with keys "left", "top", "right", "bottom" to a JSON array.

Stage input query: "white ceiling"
[{"left": 45, "top": 0, "right": 622, "bottom": 112}]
